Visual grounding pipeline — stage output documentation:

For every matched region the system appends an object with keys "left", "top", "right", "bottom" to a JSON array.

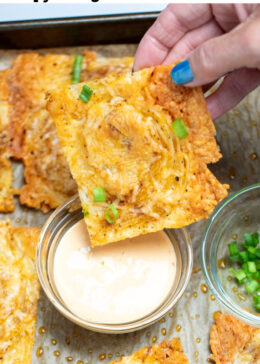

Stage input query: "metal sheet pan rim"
[{"left": 0, "top": 12, "right": 159, "bottom": 31}]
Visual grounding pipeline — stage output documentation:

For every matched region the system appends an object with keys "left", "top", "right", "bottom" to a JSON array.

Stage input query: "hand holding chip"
[{"left": 134, "top": 4, "right": 260, "bottom": 119}]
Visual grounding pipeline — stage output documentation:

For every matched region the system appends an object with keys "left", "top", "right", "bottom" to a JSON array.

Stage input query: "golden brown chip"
[
  {"left": 0, "top": 69, "right": 14, "bottom": 212},
  {"left": 109, "top": 338, "right": 189, "bottom": 363},
  {"left": 210, "top": 312, "right": 260, "bottom": 363},
  {"left": 8, "top": 52, "right": 133, "bottom": 212},
  {"left": 0, "top": 220, "right": 40, "bottom": 363},
  {"left": 48, "top": 64, "right": 228, "bottom": 247},
  {"left": 83, "top": 51, "right": 133, "bottom": 81}
]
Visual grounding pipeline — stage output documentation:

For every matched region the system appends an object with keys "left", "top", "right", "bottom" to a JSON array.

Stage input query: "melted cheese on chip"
[
  {"left": 210, "top": 313, "right": 260, "bottom": 364},
  {"left": 48, "top": 64, "right": 228, "bottom": 247},
  {"left": 0, "top": 220, "right": 40, "bottom": 363},
  {"left": 8, "top": 52, "right": 133, "bottom": 212},
  {"left": 109, "top": 338, "right": 189, "bottom": 363},
  {"left": 0, "top": 70, "right": 14, "bottom": 212}
]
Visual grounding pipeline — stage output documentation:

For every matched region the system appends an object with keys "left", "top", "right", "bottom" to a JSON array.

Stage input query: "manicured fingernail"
[{"left": 171, "top": 60, "right": 194, "bottom": 85}]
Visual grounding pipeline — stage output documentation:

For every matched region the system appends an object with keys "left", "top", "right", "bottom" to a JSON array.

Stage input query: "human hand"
[{"left": 134, "top": 4, "right": 260, "bottom": 119}]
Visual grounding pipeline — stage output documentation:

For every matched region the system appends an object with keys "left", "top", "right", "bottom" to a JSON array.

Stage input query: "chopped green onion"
[
  {"left": 79, "top": 85, "right": 93, "bottom": 103},
  {"left": 72, "top": 55, "right": 83, "bottom": 84},
  {"left": 247, "top": 261, "right": 257, "bottom": 273},
  {"left": 244, "top": 233, "right": 258, "bottom": 247},
  {"left": 82, "top": 209, "right": 89, "bottom": 217},
  {"left": 252, "top": 232, "right": 259, "bottom": 246},
  {"left": 93, "top": 187, "right": 106, "bottom": 202},
  {"left": 105, "top": 204, "right": 119, "bottom": 224},
  {"left": 254, "top": 271, "right": 260, "bottom": 280},
  {"left": 229, "top": 267, "right": 236, "bottom": 275},
  {"left": 228, "top": 242, "right": 239, "bottom": 256},
  {"left": 230, "top": 254, "right": 240, "bottom": 262},
  {"left": 244, "top": 233, "right": 253, "bottom": 245},
  {"left": 253, "top": 295, "right": 260, "bottom": 310},
  {"left": 255, "top": 248, "right": 260, "bottom": 258},
  {"left": 256, "top": 260, "right": 260, "bottom": 270},
  {"left": 171, "top": 118, "right": 189, "bottom": 139},
  {"left": 242, "top": 263, "right": 254, "bottom": 279},
  {"left": 247, "top": 247, "right": 257, "bottom": 260},
  {"left": 234, "top": 269, "right": 247, "bottom": 283},
  {"left": 247, "top": 246, "right": 256, "bottom": 254},
  {"left": 245, "top": 279, "right": 259, "bottom": 294},
  {"left": 239, "top": 250, "right": 249, "bottom": 263},
  {"left": 226, "top": 232, "right": 260, "bottom": 310}
]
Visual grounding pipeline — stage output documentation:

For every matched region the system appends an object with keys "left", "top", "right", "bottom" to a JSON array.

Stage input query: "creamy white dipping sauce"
[{"left": 54, "top": 220, "right": 176, "bottom": 324}]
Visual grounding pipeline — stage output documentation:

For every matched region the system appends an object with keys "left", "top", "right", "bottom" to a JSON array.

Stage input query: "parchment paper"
[{"left": 0, "top": 44, "right": 259, "bottom": 364}]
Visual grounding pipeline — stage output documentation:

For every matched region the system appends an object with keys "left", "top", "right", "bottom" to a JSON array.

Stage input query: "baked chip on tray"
[
  {"left": 0, "top": 70, "right": 15, "bottom": 212},
  {"left": 0, "top": 220, "right": 40, "bottom": 363},
  {"left": 7, "top": 52, "right": 133, "bottom": 212},
  {"left": 48, "top": 64, "right": 229, "bottom": 247},
  {"left": 210, "top": 312, "right": 260, "bottom": 364},
  {"left": 109, "top": 337, "right": 189, "bottom": 363}
]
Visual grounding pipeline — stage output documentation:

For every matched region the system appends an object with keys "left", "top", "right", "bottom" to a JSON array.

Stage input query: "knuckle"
[
  {"left": 242, "top": 22, "right": 260, "bottom": 63},
  {"left": 197, "top": 43, "right": 216, "bottom": 79}
]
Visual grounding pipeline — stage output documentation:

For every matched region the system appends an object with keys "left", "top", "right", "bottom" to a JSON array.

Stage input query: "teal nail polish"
[{"left": 171, "top": 60, "right": 194, "bottom": 85}]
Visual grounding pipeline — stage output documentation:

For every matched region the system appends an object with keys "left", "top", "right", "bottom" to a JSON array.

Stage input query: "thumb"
[{"left": 171, "top": 18, "right": 260, "bottom": 87}]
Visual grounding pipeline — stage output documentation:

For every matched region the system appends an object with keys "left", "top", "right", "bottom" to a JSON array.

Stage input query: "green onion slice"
[
  {"left": 105, "top": 204, "right": 119, "bottom": 224},
  {"left": 247, "top": 246, "right": 257, "bottom": 257},
  {"left": 72, "top": 55, "right": 83, "bottom": 84},
  {"left": 254, "top": 271, "right": 260, "bottom": 280},
  {"left": 239, "top": 250, "right": 249, "bottom": 263},
  {"left": 228, "top": 242, "right": 239, "bottom": 256},
  {"left": 235, "top": 269, "right": 247, "bottom": 283},
  {"left": 80, "top": 85, "right": 93, "bottom": 103},
  {"left": 245, "top": 279, "right": 259, "bottom": 293},
  {"left": 256, "top": 260, "right": 260, "bottom": 270},
  {"left": 227, "top": 232, "right": 260, "bottom": 310},
  {"left": 247, "top": 261, "right": 257, "bottom": 273},
  {"left": 230, "top": 254, "right": 240, "bottom": 262},
  {"left": 244, "top": 233, "right": 253, "bottom": 245},
  {"left": 255, "top": 248, "right": 260, "bottom": 258},
  {"left": 242, "top": 262, "right": 254, "bottom": 279},
  {"left": 252, "top": 232, "right": 259, "bottom": 246},
  {"left": 93, "top": 187, "right": 106, "bottom": 202},
  {"left": 253, "top": 295, "right": 260, "bottom": 310},
  {"left": 171, "top": 118, "right": 189, "bottom": 139}
]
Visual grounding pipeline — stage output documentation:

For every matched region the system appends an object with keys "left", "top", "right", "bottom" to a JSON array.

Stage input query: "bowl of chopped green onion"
[{"left": 201, "top": 183, "right": 260, "bottom": 327}]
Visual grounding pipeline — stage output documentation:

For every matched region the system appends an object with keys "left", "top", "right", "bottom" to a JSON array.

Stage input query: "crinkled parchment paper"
[{"left": 0, "top": 44, "right": 259, "bottom": 364}]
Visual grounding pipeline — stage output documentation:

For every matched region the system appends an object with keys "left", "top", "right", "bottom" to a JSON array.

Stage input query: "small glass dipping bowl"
[
  {"left": 201, "top": 183, "right": 260, "bottom": 327},
  {"left": 36, "top": 195, "right": 193, "bottom": 334}
]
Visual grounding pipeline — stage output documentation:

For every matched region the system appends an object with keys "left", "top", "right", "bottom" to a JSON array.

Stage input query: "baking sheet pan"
[
  {"left": 0, "top": 13, "right": 158, "bottom": 49},
  {"left": 0, "top": 14, "right": 259, "bottom": 364}
]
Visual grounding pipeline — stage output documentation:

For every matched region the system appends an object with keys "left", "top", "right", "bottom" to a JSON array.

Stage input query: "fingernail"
[{"left": 171, "top": 60, "right": 194, "bottom": 85}]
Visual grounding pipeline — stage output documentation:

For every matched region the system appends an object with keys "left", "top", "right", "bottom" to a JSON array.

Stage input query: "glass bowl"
[
  {"left": 36, "top": 195, "right": 193, "bottom": 334},
  {"left": 201, "top": 183, "right": 260, "bottom": 327}
]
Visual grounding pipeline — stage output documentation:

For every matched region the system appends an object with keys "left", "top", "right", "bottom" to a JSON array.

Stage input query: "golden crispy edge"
[
  {"left": 149, "top": 65, "right": 221, "bottom": 164},
  {"left": 7, "top": 53, "right": 80, "bottom": 158},
  {"left": 0, "top": 69, "right": 14, "bottom": 212},
  {"left": 19, "top": 175, "right": 72, "bottom": 213},
  {"left": 7, "top": 53, "right": 133, "bottom": 212},
  {"left": 0, "top": 220, "right": 40, "bottom": 363},
  {"left": 0, "top": 157, "right": 15, "bottom": 212},
  {"left": 210, "top": 312, "right": 258, "bottom": 364},
  {"left": 48, "top": 65, "right": 228, "bottom": 246},
  {"left": 109, "top": 338, "right": 189, "bottom": 363},
  {"left": 7, "top": 52, "right": 133, "bottom": 160},
  {"left": 7, "top": 53, "right": 80, "bottom": 211}
]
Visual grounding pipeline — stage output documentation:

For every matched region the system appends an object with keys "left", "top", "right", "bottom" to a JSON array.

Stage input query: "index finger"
[{"left": 134, "top": 4, "right": 213, "bottom": 71}]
